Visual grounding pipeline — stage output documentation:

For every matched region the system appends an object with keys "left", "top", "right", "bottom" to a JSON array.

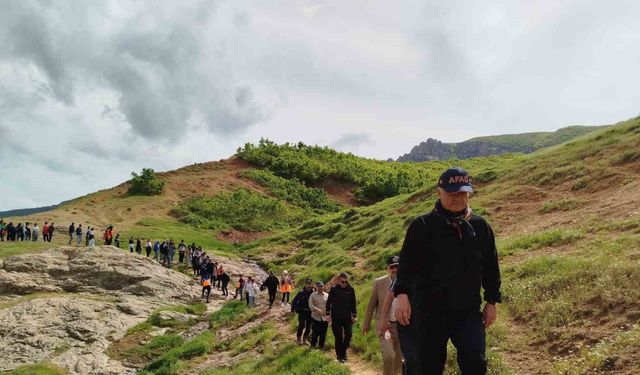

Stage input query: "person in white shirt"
[{"left": 308, "top": 281, "right": 329, "bottom": 349}]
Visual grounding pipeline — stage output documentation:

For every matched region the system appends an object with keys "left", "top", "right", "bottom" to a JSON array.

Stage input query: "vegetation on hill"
[
  {"left": 128, "top": 168, "right": 165, "bottom": 196},
  {"left": 172, "top": 189, "right": 305, "bottom": 232},
  {"left": 6, "top": 117, "right": 640, "bottom": 374},
  {"left": 241, "top": 169, "right": 342, "bottom": 213},
  {"left": 237, "top": 138, "right": 522, "bottom": 203},
  {"left": 397, "top": 125, "right": 608, "bottom": 162}
]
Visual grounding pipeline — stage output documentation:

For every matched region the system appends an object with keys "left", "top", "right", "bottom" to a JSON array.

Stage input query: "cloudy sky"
[{"left": 1, "top": 0, "right": 640, "bottom": 210}]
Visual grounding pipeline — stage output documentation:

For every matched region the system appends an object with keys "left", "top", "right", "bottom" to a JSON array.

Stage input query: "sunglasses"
[
  {"left": 389, "top": 265, "right": 399, "bottom": 270},
  {"left": 339, "top": 280, "right": 348, "bottom": 284}
]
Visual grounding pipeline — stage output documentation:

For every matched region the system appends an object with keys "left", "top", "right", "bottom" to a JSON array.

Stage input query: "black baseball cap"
[
  {"left": 438, "top": 167, "right": 473, "bottom": 193},
  {"left": 387, "top": 255, "right": 400, "bottom": 266}
]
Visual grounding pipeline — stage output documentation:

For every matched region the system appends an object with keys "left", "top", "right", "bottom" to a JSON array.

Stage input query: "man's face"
[
  {"left": 339, "top": 277, "right": 348, "bottom": 287},
  {"left": 317, "top": 285, "right": 324, "bottom": 293},
  {"left": 388, "top": 264, "right": 398, "bottom": 278},
  {"left": 305, "top": 284, "right": 313, "bottom": 291},
  {"left": 438, "top": 189, "right": 470, "bottom": 212}
]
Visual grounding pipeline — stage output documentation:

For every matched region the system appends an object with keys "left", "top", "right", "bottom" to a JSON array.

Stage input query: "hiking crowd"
[
  {"left": 0, "top": 220, "right": 54, "bottom": 242},
  {"left": 209, "top": 167, "right": 502, "bottom": 375},
  {"left": 1, "top": 167, "right": 501, "bottom": 375}
]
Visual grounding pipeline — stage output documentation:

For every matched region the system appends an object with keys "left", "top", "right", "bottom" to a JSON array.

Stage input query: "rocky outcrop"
[{"left": 0, "top": 246, "right": 262, "bottom": 374}]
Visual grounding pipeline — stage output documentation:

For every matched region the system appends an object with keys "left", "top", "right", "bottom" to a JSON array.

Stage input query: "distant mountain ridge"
[
  {"left": 397, "top": 125, "right": 608, "bottom": 162},
  {"left": 0, "top": 202, "right": 67, "bottom": 218}
]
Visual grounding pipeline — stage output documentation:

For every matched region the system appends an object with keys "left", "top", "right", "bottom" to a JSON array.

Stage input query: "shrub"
[
  {"left": 173, "top": 189, "right": 304, "bottom": 232},
  {"left": 128, "top": 168, "right": 164, "bottom": 195}
]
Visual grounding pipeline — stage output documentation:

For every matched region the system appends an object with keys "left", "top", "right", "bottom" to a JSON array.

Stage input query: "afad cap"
[
  {"left": 387, "top": 255, "right": 400, "bottom": 266},
  {"left": 438, "top": 167, "right": 473, "bottom": 193}
]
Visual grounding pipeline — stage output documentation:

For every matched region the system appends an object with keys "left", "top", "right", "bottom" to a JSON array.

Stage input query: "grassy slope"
[
  {"left": 2, "top": 117, "right": 639, "bottom": 374},
  {"left": 236, "top": 117, "right": 640, "bottom": 374}
]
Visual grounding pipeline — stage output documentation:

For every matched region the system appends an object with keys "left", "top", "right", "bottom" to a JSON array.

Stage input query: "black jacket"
[
  {"left": 291, "top": 288, "right": 314, "bottom": 313},
  {"left": 261, "top": 275, "right": 279, "bottom": 293},
  {"left": 394, "top": 210, "right": 502, "bottom": 314},
  {"left": 326, "top": 284, "right": 357, "bottom": 319}
]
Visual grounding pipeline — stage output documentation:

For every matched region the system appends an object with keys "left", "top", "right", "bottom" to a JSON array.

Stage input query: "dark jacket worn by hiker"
[
  {"left": 261, "top": 275, "right": 280, "bottom": 293},
  {"left": 326, "top": 284, "right": 357, "bottom": 319},
  {"left": 394, "top": 201, "right": 502, "bottom": 314},
  {"left": 291, "top": 288, "right": 314, "bottom": 313}
]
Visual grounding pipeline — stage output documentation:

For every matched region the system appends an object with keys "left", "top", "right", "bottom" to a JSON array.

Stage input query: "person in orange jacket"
[{"left": 280, "top": 270, "right": 294, "bottom": 305}]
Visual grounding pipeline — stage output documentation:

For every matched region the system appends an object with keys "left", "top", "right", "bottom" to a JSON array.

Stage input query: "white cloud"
[{"left": 2, "top": 0, "right": 640, "bottom": 210}]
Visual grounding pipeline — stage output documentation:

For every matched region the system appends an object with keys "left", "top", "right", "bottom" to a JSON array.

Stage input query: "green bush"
[
  {"left": 242, "top": 169, "right": 341, "bottom": 213},
  {"left": 128, "top": 168, "right": 165, "bottom": 195},
  {"left": 173, "top": 189, "right": 304, "bottom": 232}
]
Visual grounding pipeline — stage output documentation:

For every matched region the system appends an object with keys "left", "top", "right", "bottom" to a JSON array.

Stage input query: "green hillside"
[{"left": 3, "top": 117, "right": 639, "bottom": 374}]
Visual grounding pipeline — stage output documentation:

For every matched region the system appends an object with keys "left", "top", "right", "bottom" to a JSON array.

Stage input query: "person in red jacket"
[{"left": 42, "top": 222, "right": 49, "bottom": 242}]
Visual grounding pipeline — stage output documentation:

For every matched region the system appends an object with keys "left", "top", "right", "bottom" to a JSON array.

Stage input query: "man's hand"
[
  {"left": 483, "top": 303, "right": 497, "bottom": 328},
  {"left": 376, "top": 320, "right": 390, "bottom": 338},
  {"left": 361, "top": 323, "right": 370, "bottom": 335},
  {"left": 395, "top": 294, "right": 411, "bottom": 326},
  {"left": 352, "top": 317, "right": 357, "bottom": 324},
  {"left": 326, "top": 315, "right": 332, "bottom": 325}
]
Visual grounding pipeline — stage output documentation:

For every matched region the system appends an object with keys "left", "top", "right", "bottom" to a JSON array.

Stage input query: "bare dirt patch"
[{"left": 310, "top": 180, "right": 359, "bottom": 207}]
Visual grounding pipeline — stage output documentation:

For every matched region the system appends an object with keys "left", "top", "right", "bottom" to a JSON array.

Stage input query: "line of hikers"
[
  {"left": 0, "top": 220, "right": 54, "bottom": 242},
  {"left": 200, "top": 167, "right": 501, "bottom": 375}
]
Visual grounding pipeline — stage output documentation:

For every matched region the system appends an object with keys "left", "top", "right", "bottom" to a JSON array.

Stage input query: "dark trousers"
[
  {"left": 398, "top": 311, "right": 487, "bottom": 375},
  {"left": 296, "top": 310, "right": 313, "bottom": 340},
  {"left": 331, "top": 318, "right": 353, "bottom": 360},
  {"left": 202, "top": 286, "right": 211, "bottom": 302},
  {"left": 310, "top": 319, "right": 328, "bottom": 349},
  {"left": 268, "top": 291, "right": 277, "bottom": 308},
  {"left": 222, "top": 281, "right": 229, "bottom": 296},
  {"left": 282, "top": 292, "right": 290, "bottom": 303}
]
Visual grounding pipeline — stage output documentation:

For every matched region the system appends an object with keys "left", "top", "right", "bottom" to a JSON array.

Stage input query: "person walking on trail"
[
  {"left": 128, "top": 237, "right": 135, "bottom": 253},
  {"left": 31, "top": 223, "right": 39, "bottom": 241},
  {"left": 261, "top": 272, "right": 280, "bottom": 309},
  {"left": 25, "top": 223, "right": 32, "bottom": 241},
  {"left": 178, "top": 240, "right": 186, "bottom": 263},
  {"left": 87, "top": 227, "right": 95, "bottom": 249},
  {"left": 104, "top": 226, "right": 113, "bottom": 245},
  {"left": 114, "top": 233, "right": 121, "bottom": 248},
  {"left": 245, "top": 277, "right": 259, "bottom": 307},
  {"left": 235, "top": 276, "right": 245, "bottom": 300},
  {"left": 0, "top": 219, "right": 5, "bottom": 241},
  {"left": 68, "top": 223, "right": 75, "bottom": 245},
  {"left": 201, "top": 276, "right": 212, "bottom": 303},
  {"left": 363, "top": 255, "right": 403, "bottom": 375},
  {"left": 326, "top": 272, "right": 357, "bottom": 363},
  {"left": 75, "top": 225, "right": 83, "bottom": 246},
  {"left": 393, "top": 167, "right": 502, "bottom": 375},
  {"left": 135, "top": 238, "right": 142, "bottom": 254},
  {"left": 154, "top": 240, "right": 160, "bottom": 261},
  {"left": 292, "top": 280, "right": 315, "bottom": 345},
  {"left": 220, "top": 270, "right": 230, "bottom": 297},
  {"left": 280, "top": 270, "right": 294, "bottom": 305},
  {"left": 216, "top": 264, "right": 225, "bottom": 289},
  {"left": 145, "top": 239, "right": 152, "bottom": 257},
  {"left": 309, "top": 281, "right": 329, "bottom": 350},
  {"left": 47, "top": 223, "right": 55, "bottom": 242},
  {"left": 42, "top": 222, "right": 49, "bottom": 242}
]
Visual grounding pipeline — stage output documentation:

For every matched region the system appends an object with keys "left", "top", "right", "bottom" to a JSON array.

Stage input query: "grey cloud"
[
  {"left": 331, "top": 132, "right": 375, "bottom": 150},
  {"left": 0, "top": 0, "right": 273, "bottom": 141}
]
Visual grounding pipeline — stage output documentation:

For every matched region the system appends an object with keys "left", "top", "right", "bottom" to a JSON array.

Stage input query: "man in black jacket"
[
  {"left": 291, "top": 280, "right": 315, "bottom": 345},
  {"left": 394, "top": 167, "right": 501, "bottom": 375},
  {"left": 68, "top": 223, "right": 75, "bottom": 245},
  {"left": 261, "top": 271, "right": 280, "bottom": 309},
  {"left": 326, "top": 272, "right": 357, "bottom": 363}
]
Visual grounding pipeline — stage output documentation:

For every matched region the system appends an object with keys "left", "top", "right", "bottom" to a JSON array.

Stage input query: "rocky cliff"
[{"left": 0, "top": 246, "right": 264, "bottom": 374}]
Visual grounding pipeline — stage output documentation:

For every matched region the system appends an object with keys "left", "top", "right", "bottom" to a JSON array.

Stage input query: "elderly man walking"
[
  {"left": 363, "top": 255, "right": 403, "bottom": 375},
  {"left": 394, "top": 167, "right": 502, "bottom": 375}
]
